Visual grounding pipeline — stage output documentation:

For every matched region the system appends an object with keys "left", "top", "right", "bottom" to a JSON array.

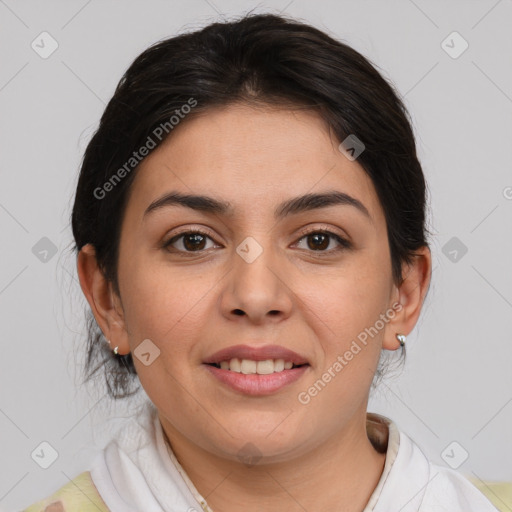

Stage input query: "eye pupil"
[
  {"left": 184, "top": 233, "right": 206, "bottom": 251},
  {"left": 308, "top": 233, "right": 329, "bottom": 250}
]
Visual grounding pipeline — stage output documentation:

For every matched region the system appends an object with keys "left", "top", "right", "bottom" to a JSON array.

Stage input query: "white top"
[{"left": 89, "top": 400, "right": 497, "bottom": 512}]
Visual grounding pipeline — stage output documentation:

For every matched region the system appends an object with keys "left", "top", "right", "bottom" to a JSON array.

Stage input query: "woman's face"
[{"left": 105, "top": 103, "right": 412, "bottom": 461}]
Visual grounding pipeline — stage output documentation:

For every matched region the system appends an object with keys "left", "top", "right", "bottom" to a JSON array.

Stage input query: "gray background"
[{"left": 1, "top": 0, "right": 511, "bottom": 510}]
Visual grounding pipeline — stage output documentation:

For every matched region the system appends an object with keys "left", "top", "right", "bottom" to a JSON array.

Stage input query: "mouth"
[
  {"left": 202, "top": 344, "right": 310, "bottom": 395},
  {"left": 206, "top": 358, "right": 308, "bottom": 374}
]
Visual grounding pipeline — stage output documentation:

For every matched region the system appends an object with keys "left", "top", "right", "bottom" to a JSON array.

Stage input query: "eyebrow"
[{"left": 143, "top": 190, "right": 371, "bottom": 222}]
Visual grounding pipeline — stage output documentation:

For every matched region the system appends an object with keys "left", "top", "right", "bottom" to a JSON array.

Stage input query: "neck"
[{"left": 160, "top": 410, "right": 387, "bottom": 512}]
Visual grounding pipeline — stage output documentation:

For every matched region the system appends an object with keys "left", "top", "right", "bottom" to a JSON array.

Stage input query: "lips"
[
  {"left": 204, "top": 363, "right": 309, "bottom": 395},
  {"left": 202, "top": 344, "right": 311, "bottom": 395},
  {"left": 203, "top": 344, "right": 310, "bottom": 366}
]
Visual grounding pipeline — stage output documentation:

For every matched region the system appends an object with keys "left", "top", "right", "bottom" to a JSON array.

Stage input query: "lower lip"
[{"left": 203, "top": 364, "right": 309, "bottom": 396}]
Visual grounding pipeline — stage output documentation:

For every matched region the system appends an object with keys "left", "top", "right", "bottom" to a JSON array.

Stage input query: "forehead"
[{"left": 127, "top": 103, "right": 384, "bottom": 225}]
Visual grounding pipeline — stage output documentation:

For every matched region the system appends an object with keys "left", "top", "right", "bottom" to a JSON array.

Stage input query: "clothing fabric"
[{"left": 22, "top": 399, "right": 501, "bottom": 512}]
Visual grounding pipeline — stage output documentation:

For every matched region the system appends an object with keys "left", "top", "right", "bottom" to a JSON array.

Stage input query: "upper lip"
[{"left": 203, "top": 344, "right": 309, "bottom": 365}]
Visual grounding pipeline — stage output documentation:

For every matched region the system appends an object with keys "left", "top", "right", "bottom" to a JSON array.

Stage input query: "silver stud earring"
[
  {"left": 107, "top": 339, "right": 119, "bottom": 355},
  {"left": 396, "top": 334, "right": 406, "bottom": 347}
]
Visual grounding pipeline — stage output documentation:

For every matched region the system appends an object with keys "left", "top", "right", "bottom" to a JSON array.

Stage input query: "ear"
[
  {"left": 76, "top": 243, "right": 130, "bottom": 355},
  {"left": 382, "top": 246, "right": 432, "bottom": 350}
]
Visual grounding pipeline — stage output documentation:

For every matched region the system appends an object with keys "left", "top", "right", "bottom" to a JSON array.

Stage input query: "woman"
[{"left": 23, "top": 12, "right": 499, "bottom": 512}]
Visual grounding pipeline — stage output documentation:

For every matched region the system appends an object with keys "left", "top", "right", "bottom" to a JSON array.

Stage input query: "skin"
[{"left": 78, "top": 103, "right": 431, "bottom": 512}]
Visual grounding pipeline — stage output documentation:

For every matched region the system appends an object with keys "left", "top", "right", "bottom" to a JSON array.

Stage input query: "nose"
[{"left": 220, "top": 238, "right": 293, "bottom": 325}]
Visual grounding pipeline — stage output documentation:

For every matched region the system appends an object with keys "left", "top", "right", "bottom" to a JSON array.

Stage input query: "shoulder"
[
  {"left": 420, "top": 463, "right": 501, "bottom": 511},
  {"left": 466, "top": 478, "right": 512, "bottom": 511},
  {"left": 21, "top": 471, "right": 110, "bottom": 512},
  {"left": 396, "top": 430, "right": 500, "bottom": 511},
  {"left": 373, "top": 420, "right": 500, "bottom": 511}
]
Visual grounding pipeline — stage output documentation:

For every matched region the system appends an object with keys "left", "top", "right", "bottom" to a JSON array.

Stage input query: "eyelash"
[{"left": 162, "top": 227, "right": 352, "bottom": 256}]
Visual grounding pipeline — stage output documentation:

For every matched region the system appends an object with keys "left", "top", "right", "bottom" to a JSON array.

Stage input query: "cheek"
[
  {"left": 300, "top": 272, "right": 386, "bottom": 403},
  {"left": 296, "top": 254, "right": 391, "bottom": 401},
  {"left": 306, "top": 256, "right": 390, "bottom": 342},
  {"left": 118, "top": 254, "right": 216, "bottom": 353}
]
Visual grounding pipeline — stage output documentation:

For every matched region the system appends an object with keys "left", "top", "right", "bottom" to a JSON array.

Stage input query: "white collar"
[{"left": 89, "top": 399, "right": 495, "bottom": 512}]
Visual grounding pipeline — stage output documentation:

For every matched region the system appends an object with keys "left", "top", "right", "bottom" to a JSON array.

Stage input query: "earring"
[
  {"left": 107, "top": 339, "right": 120, "bottom": 355},
  {"left": 396, "top": 334, "right": 406, "bottom": 347}
]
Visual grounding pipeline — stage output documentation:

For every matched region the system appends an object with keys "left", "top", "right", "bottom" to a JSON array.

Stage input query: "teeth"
[
  {"left": 274, "top": 359, "right": 285, "bottom": 372},
  {"left": 257, "top": 360, "right": 274, "bottom": 375},
  {"left": 229, "top": 358, "right": 241, "bottom": 372},
  {"left": 240, "top": 359, "right": 257, "bottom": 374},
  {"left": 215, "top": 358, "right": 300, "bottom": 374}
]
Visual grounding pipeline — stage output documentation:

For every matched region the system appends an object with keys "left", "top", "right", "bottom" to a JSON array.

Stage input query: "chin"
[{"left": 206, "top": 422, "right": 310, "bottom": 463}]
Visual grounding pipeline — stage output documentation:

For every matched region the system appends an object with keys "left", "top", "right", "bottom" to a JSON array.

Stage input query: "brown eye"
[
  {"left": 295, "top": 231, "right": 351, "bottom": 253},
  {"left": 307, "top": 233, "right": 329, "bottom": 250},
  {"left": 164, "top": 230, "right": 217, "bottom": 253},
  {"left": 182, "top": 233, "right": 207, "bottom": 251}
]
